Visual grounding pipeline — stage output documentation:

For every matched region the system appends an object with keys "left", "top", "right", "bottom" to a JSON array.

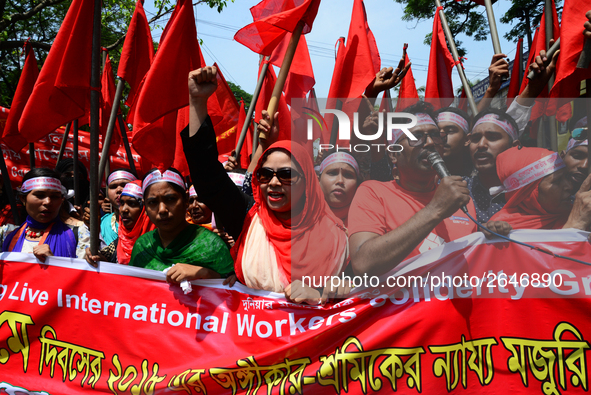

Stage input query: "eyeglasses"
[
  {"left": 256, "top": 167, "right": 302, "bottom": 185},
  {"left": 405, "top": 131, "right": 446, "bottom": 147},
  {"left": 572, "top": 127, "right": 588, "bottom": 141}
]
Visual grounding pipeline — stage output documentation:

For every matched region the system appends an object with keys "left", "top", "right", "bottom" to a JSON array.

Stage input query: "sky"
[{"left": 143, "top": 0, "right": 522, "bottom": 100}]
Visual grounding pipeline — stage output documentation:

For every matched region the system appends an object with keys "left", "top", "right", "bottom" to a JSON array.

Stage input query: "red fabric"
[
  {"left": 506, "top": 38, "right": 523, "bottom": 107},
  {"left": 117, "top": 0, "right": 154, "bottom": 108},
  {"left": 3, "top": 42, "right": 39, "bottom": 151},
  {"left": 18, "top": 0, "right": 94, "bottom": 144},
  {"left": 234, "top": 0, "right": 321, "bottom": 56},
  {"left": 0, "top": 107, "right": 8, "bottom": 135},
  {"left": 425, "top": 7, "right": 456, "bottom": 109},
  {"left": 490, "top": 147, "right": 568, "bottom": 229},
  {"left": 117, "top": 180, "right": 156, "bottom": 265},
  {"left": 269, "top": 33, "right": 315, "bottom": 105},
  {"left": 458, "top": 87, "right": 468, "bottom": 112},
  {"left": 132, "top": 0, "right": 203, "bottom": 170},
  {"left": 236, "top": 99, "right": 254, "bottom": 169},
  {"left": 100, "top": 54, "right": 122, "bottom": 157},
  {"left": 395, "top": 53, "right": 419, "bottom": 111},
  {"left": 254, "top": 61, "right": 292, "bottom": 141},
  {"left": 232, "top": 141, "right": 347, "bottom": 284},
  {"left": 348, "top": 180, "right": 477, "bottom": 259}
]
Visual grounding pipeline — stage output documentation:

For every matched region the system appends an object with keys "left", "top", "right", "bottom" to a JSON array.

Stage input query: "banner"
[
  {"left": 1, "top": 127, "right": 148, "bottom": 188},
  {"left": 1, "top": 229, "right": 590, "bottom": 394}
]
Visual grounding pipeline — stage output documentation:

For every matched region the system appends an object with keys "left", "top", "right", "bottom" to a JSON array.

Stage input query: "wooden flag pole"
[
  {"left": 28, "top": 143, "right": 35, "bottom": 169},
  {"left": 483, "top": 0, "right": 502, "bottom": 54},
  {"left": 517, "top": 37, "right": 524, "bottom": 89},
  {"left": 328, "top": 38, "right": 345, "bottom": 147},
  {"left": 235, "top": 56, "right": 270, "bottom": 163},
  {"left": 259, "top": 22, "right": 305, "bottom": 140},
  {"left": 55, "top": 122, "right": 71, "bottom": 167},
  {"left": 73, "top": 119, "right": 80, "bottom": 206},
  {"left": 116, "top": 113, "right": 137, "bottom": 175},
  {"left": 98, "top": 77, "right": 125, "bottom": 181},
  {"left": 544, "top": 0, "right": 557, "bottom": 152},
  {"left": 526, "top": 38, "right": 560, "bottom": 80},
  {"left": 89, "top": 0, "right": 102, "bottom": 254},
  {"left": 587, "top": 80, "right": 591, "bottom": 174},
  {"left": 0, "top": 152, "right": 20, "bottom": 224},
  {"left": 434, "top": 0, "right": 478, "bottom": 115},
  {"left": 577, "top": 40, "right": 591, "bottom": 69}
]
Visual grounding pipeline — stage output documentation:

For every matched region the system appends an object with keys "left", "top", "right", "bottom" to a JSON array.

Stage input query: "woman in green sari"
[{"left": 129, "top": 168, "right": 234, "bottom": 283}]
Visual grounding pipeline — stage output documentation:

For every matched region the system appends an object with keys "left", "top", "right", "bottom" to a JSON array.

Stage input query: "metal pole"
[
  {"left": 0, "top": 150, "right": 20, "bottom": 224},
  {"left": 73, "top": 119, "right": 80, "bottom": 206},
  {"left": 89, "top": 0, "right": 101, "bottom": 254},
  {"left": 117, "top": 113, "right": 137, "bottom": 175},
  {"left": 434, "top": 0, "right": 478, "bottom": 115},
  {"left": 28, "top": 143, "right": 35, "bottom": 169},
  {"left": 55, "top": 122, "right": 71, "bottom": 168},
  {"left": 527, "top": 38, "right": 560, "bottom": 80},
  {"left": 98, "top": 78, "right": 125, "bottom": 182},
  {"left": 483, "top": 0, "right": 502, "bottom": 54}
]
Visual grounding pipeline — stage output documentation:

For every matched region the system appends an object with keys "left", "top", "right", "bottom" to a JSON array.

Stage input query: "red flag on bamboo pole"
[
  {"left": 506, "top": 38, "right": 523, "bottom": 107},
  {"left": 117, "top": 0, "right": 154, "bottom": 108},
  {"left": 395, "top": 53, "right": 419, "bottom": 111},
  {"left": 425, "top": 7, "right": 456, "bottom": 109},
  {"left": 132, "top": 0, "right": 203, "bottom": 170},
  {"left": 208, "top": 64, "right": 241, "bottom": 161},
  {"left": 18, "top": 0, "right": 94, "bottom": 144},
  {"left": 3, "top": 42, "right": 39, "bottom": 151},
  {"left": 234, "top": 0, "right": 321, "bottom": 56},
  {"left": 254, "top": 61, "right": 291, "bottom": 142},
  {"left": 100, "top": 54, "right": 122, "bottom": 156}
]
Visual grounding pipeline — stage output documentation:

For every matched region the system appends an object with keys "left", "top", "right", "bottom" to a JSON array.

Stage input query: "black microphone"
[{"left": 427, "top": 151, "right": 469, "bottom": 214}]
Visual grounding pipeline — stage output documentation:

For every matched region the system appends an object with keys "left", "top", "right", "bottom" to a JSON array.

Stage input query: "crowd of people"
[{"left": 0, "top": 11, "right": 590, "bottom": 305}]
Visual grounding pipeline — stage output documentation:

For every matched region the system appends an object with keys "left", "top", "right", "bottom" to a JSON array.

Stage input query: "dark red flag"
[
  {"left": 506, "top": 38, "right": 523, "bottom": 107},
  {"left": 3, "top": 42, "right": 39, "bottom": 151},
  {"left": 117, "top": 0, "right": 154, "bottom": 108},
  {"left": 458, "top": 87, "right": 468, "bottom": 112},
  {"left": 234, "top": 0, "right": 321, "bottom": 56},
  {"left": 18, "top": 0, "right": 94, "bottom": 144},
  {"left": 254, "top": 61, "right": 291, "bottom": 142},
  {"left": 395, "top": 53, "right": 419, "bottom": 111},
  {"left": 425, "top": 7, "right": 456, "bottom": 109}
]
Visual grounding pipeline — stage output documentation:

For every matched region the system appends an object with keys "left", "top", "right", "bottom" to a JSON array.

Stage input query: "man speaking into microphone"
[{"left": 349, "top": 102, "right": 477, "bottom": 277}]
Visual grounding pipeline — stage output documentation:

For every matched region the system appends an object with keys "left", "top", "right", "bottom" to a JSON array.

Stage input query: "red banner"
[
  {"left": 1, "top": 229, "right": 591, "bottom": 394},
  {"left": 1, "top": 127, "right": 148, "bottom": 188}
]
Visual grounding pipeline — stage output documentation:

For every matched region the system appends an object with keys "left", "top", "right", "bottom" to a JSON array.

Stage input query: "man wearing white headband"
[
  {"left": 349, "top": 102, "right": 477, "bottom": 276},
  {"left": 101, "top": 169, "right": 138, "bottom": 246},
  {"left": 435, "top": 107, "right": 472, "bottom": 177}
]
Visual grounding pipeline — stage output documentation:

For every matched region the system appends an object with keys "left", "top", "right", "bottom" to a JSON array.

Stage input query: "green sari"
[{"left": 129, "top": 224, "right": 234, "bottom": 276}]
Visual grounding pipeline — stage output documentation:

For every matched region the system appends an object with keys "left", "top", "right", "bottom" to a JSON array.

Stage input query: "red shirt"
[{"left": 348, "top": 180, "right": 477, "bottom": 259}]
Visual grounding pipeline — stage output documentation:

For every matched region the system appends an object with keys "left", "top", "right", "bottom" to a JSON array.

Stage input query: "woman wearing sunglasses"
[{"left": 182, "top": 66, "right": 348, "bottom": 304}]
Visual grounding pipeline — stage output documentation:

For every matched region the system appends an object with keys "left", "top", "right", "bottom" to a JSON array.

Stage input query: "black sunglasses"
[
  {"left": 256, "top": 167, "right": 302, "bottom": 185},
  {"left": 406, "top": 131, "right": 446, "bottom": 147}
]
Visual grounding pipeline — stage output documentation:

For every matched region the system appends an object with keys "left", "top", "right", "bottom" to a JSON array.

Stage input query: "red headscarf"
[
  {"left": 232, "top": 141, "right": 348, "bottom": 285},
  {"left": 490, "top": 147, "right": 569, "bottom": 230},
  {"left": 117, "top": 180, "right": 156, "bottom": 264}
]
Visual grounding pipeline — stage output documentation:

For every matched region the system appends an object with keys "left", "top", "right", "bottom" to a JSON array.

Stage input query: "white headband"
[
  {"left": 437, "top": 111, "right": 469, "bottom": 134},
  {"left": 189, "top": 185, "right": 197, "bottom": 197},
  {"left": 142, "top": 170, "right": 186, "bottom": 195},
  {"left": 319, "top": 152, "right": 360, "bottom": 177},
  {"left": 228, "top": 173, "right": 246, "bottom": 187},
  {"left": 489, "top": 153, "right": 565, "bottom": 195},
  {"left": 473, "top": 113, "right": 518, "bottom": 141},
  {"left": 107, "top": 170, "right": 137, "bottom": 185},
  {"left": 121, "top": 183, "right": 143, "bottom": 200},
  {"left": 389, "top": 113, "right": 438, "bottom": 144},
  {"left": 566, "top": 138, "right": 588, "bottom": 152},
  {"left": 20, "top": 177, "right": 66, "bottom": 196}
]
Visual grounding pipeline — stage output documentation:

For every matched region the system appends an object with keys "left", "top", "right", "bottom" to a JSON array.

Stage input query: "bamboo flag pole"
[
  {"left": 259, "top": 22, "right": 305, "bottom": 140},
  {"left": 483, "top": 0, "right": 502, "bottom": 54},
  {"left": 29, "top": 143, "right": 35, "bottom": 169},
  {"left": 116, "top": 114, "right": 137, "bottom": 175},
  {"left": 73, "top": 119, "right": 80, "bottom": 206},
  {"left": 55, "top": 122, "right": 71, "bottom": 167},
  {"left": 434, "top": 0, "right": 478, "bottom": 115},
  {"left": 235, "top": 56, "right": 270, "bottom": 162},
  {"left": 328, "top": 38, "right": 345, "bottom": 147},
  {"left": 89, "top": 0, "right": 101, "bottom": 254},
  {"left": 0, "top": 152, "right": 20, "bottom": 224},
  {"left": 544, "top": 0, "right": 557, "bottom": 152},
  {"left": 98, "top": 77, "right": 125, "bottom": 181}
]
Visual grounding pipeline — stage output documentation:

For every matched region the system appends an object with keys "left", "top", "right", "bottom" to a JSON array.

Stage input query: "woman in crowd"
[
  {"left": 181, "top": 66, "right": 348, "bottom": 303},
  {"left": 318, "top": 152, "right": 360, "bottom": 227},
  {"left": 489, "top": 146, "right": 591, "bottom": 230},
  {"left": 101, "top": 168, "right": 137, "bottom": 245},
  {"left": 129, "top": 168, "right": 234, "bottom": 283},
  {"left": 187, "top": 185, "right": 214, "bottom": 229},
  {"left": 2, "top": 168, "right": 76, "bottom": 261}
]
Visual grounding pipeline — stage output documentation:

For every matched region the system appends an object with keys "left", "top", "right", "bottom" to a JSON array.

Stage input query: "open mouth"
[{"left": 268, "top": 192, "right": 284, "bottom": 202}]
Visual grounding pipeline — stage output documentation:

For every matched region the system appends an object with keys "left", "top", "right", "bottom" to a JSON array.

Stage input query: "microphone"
[{"left": 427, "top": 151, "right": 468, "bottom": 214}]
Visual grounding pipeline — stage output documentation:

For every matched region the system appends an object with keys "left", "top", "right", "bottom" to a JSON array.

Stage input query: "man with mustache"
[{"left": 348, "top": 102, "right": 477, "bottom": 277}]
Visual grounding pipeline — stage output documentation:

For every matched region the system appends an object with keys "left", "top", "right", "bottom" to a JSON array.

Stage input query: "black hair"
[
  {"left": 142, "top": 167, "right": 187, "bottom": 198},
  {"left": 471, "top": 108, "right": 520, "bottom": 141},
  {"left": 398, "top": 101, "right": 437, "bottom": 124},
  {"left": 20, "top": 168, "right": 63, "bottom": 197},
  {"left": 435, "top": 106, "right": 472, "bottom": 125}
]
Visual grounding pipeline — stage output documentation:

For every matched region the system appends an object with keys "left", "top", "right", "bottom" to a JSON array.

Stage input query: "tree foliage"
[{"left": 227, "top": 81, "right": 253, "bottom": 113}]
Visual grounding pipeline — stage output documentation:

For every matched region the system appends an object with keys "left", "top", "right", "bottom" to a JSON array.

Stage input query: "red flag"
[
  {"left": 269, "top": 33, "right": 315, "bottom": 105},
  {"left": 100, "top": 54, "right": 122, "bottom": 157},
  {"left": 117, "top": 0, "right": 154, "bottom": 108},
  {"left": 0, "top": 107, "right": 8, "bottom": 136},
  {"left": 132, "top": 0, "right": 203, "bottom": 170},
  {"left": 254, "top": 61, "right": 291, "bottom": 142},
  {"left": 18, "top": 0, "right": 94, "bottom": 144},
  {"left": 236, "top": 99, "right": 254, "bottom": 169},
  {"left": 3, "top": 42, "right": 39, "bottom": 151},
  {"left": 395, "top": 53, "right": 419, "bottom": 111},
  {"left": 506, "top": 38, "right": 523, "bottom": 107},
  {"left": 234, "top": 0, "right": 321, "bottom": 56},
  {"left": 425, "top": 7, "right": 456, "bottom": 109},
  {"left": 458, "top": 86, "right": 468, "bottom": 112}
]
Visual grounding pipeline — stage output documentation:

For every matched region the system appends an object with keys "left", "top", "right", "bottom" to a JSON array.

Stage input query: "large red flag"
[
  {"left": 395, "top": 53, "right": 419, "bottom": 111},
  {"left": 236, "top": 99, "right": 254, "bottom": 169},
  {"left": 254, "top": 61, "right": 291, "bottom": 142},
  {"left": 425, "top": 7, "right": 456, "bottom": 109},
  {"left": 0, "top": 107, "right": 8, "bottom": 136},
  {"left": 3, "top": 42, "right": 39, "bottom": 151},
  {"left": 234, "top": 0, "right": 321, "bottom": 56},
  {"left": 269, "top": 33, "right": 315, "bottom": 105},
  {"left": 506, "top": 38, "right": 523, "bottom": 107},
  {"left": 132, "top": 0, "right": 203, "bottom": 170},
  {"left": 18, "top": 0, "right": 94, "bottom": 144},
  {"left": 117, "top": 0, "right": 154, "bottom": 108},
  {"left": 100, "top": 54, "right": 122, "bottom": 157}
]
